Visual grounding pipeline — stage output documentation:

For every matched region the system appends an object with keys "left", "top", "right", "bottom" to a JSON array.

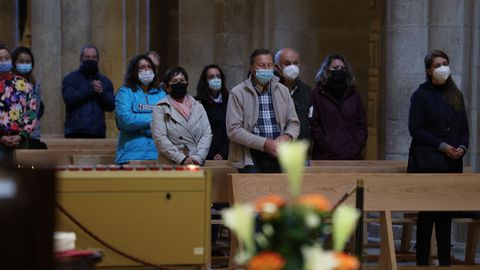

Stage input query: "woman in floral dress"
[{"left": 0, "top": 45, "right": 37, "bottom": 159}]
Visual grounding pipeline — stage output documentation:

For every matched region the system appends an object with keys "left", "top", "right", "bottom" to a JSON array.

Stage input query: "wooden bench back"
[
  {"left": 41, "top": 138, "right": 117, "bottom": 150},
  {"left": 71, "top": 154, "right": 116, "bottom": 165},
  {"left": 229, "top": 172, "right": 480, "bottom": 269},
  {"left": 14, "top": 149, "right": 115, "bottom": 166},
  {"left": 230, "top": 173, "right": 480, "bottom": 211}
]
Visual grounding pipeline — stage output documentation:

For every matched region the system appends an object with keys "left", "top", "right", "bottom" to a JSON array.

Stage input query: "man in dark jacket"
[
  {"left": 62, "top": 45, "right": 115, "bottom": 138},
  {"left": 274, "top": 48, "right": 312, "bottom": 141}
]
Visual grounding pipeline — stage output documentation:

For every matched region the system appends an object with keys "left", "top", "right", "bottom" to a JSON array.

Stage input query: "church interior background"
[{"left": 0, "top": 0, "right": 478, "bottom": 171}]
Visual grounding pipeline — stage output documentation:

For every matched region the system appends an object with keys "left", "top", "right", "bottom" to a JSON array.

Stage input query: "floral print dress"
[{"left": 0, "top": 73, "right": 37, "bottom": 141}]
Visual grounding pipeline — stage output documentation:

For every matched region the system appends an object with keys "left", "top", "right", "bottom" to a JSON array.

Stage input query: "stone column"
[
  {"left": 384, "top": 0, "right": 429, "bottom": 160},
  {"left": 429, "top": 0, "right": 479, "bottom": 172},
  {"left": 385, "top": 0, "right": 480, "bottom": 168},
  {"left": 61, "top": 0, "right": 90, "bottom": 84},
  {"left": 31, "top": 0, "right": 63, "bottom": 134},
  {"left": 467, "top": 0, "right": 480, "bottom": 172},
  {"left": 179, "top": 0, "right": 214, "bottom": 94},
  {"left": 0, "top": 0, "right": 18, "bottom": 49},
  {"left": 125, "top": 0, "right": 150, "bottom": 61},
  {"left": 91, "top": 0, "right": 150, "bottom": 137},
  {"left": 213, "top": 0, "right": 249, "bottom": 89}
]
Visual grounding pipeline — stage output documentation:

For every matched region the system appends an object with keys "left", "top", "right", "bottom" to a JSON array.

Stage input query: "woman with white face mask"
[
  {"left": 195, "top": 64, "right": 229, "bottom": 161},
  {"left": 114, "top": 54, "right": 167, "bottom": 164},
  {"left": 407, "top": 50, "right": 469, "bottom": 266}
]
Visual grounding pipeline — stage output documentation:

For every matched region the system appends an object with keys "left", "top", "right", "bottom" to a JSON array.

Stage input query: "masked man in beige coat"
[{"left": 226, "top": 49, "right": 300, "bottom": 173}]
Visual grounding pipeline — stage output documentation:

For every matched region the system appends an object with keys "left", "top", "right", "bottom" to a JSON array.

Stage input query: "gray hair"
[{"left": 79, "top": 44, "right": 99, "bottom": 60}]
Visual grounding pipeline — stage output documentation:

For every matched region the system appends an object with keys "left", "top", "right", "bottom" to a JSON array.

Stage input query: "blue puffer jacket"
[
  {"left": 62, "top": 70, "right": 115, "bottom": 137},
  {"left": 115, "top": 85, "right": 167, "bottom": 164}
]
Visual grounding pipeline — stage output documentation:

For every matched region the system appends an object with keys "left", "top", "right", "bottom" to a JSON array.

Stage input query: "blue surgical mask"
[
  {"left": 208, "top": 78, "right": 222, "bottom": 91},
  {"left": 16, "top": 63, "right": 32, "bottom": 74},
  {"left": 0, "top": 61, "right": 12, "bottom": 73},
  {"left": 255, "top": 68, "right": 274, "bottom": 85}
]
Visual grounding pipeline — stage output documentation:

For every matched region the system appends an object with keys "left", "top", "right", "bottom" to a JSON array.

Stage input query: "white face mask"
[
  {"left": 282, "top": 64, "right": 300, "bottom": 80},
  {"left": 432, "top": 65, "right": 451, "bottom": 84},
  {"left": 138, "top": 70, "right": 155, "bottom": 86}
]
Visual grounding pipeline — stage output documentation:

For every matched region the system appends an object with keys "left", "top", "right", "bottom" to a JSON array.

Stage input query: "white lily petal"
[
  {"left": 332, "top": 205, "right": 360, "bottom": 251},
  {"left": 302, "top": 245, "right": 339, "bottom": 270},
  {"left": 222, "top": 203, "right": 256, "bottom": 255},
  {"left": 277, "top": 140, "right": 309, "bottom": 198}
]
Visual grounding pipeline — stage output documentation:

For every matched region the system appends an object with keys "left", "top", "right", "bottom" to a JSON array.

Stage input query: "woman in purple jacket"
[{"left": 311, "top": 54, "right": 367, "bottom": 160}]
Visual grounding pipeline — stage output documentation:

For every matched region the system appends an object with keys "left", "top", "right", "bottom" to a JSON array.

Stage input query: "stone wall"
[
  {"left": 30, "top": 0, "right": 150, "bottom": 137},
  {"left": 1, "top": 0, "right": 478, "bottom": 168},
  {"left": 385, "top": 0, "right": 480, "bottom": 171},
  {"left": 179, "top": 0, "right": 379, "bottom": 158}
]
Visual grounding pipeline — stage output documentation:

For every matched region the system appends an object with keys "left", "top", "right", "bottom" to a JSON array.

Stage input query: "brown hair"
[{"left": 424, "top": 50, "right": 464, "bottom": 111}]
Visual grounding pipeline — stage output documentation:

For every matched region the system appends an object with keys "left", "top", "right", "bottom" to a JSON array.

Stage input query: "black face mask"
[
  {"left": 170, "top": 82, "right": 188, "bottom": 100},
  {"left": 330, "top": 69, "right": 347, "bottom": 82},
  {"left": 326, "top": 70, "right": 349, "bottom": 102},
  {"left": 80, "top": 60, "right": 99, "bottom": 76}
]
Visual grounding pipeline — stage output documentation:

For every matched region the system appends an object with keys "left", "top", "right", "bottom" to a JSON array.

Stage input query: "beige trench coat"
[{"left": 151, "top": 95, "right": 212, "bottom": 165}]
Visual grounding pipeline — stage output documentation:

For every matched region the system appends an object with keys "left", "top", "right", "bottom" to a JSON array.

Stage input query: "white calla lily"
[
  {"left": 302, "top": 245, "right": 339, "bottom": 270},
  {"left": 222, "top": 203, "right": 256, "bottom": 255},
  {"left": 277, "top": 140, "right": 309, "bottom": 199},
  {"left": 332, "top": 205, "right": 360, "bottom": 251}
]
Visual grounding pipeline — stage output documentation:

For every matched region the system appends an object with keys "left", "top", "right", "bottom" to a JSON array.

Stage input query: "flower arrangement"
[{"left": 223, "top": 141, "right": 360, "bottom": 270}]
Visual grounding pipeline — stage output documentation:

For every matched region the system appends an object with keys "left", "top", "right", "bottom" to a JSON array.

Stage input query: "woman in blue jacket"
[{"left": 115, "top": 54, "right": 167, "bottom": 164}]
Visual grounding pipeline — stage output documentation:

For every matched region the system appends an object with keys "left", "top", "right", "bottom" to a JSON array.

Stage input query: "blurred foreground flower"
[
  {"left": 223, "top": 204, "right": 256, "bottom": 256},
  {"left": 255, "top": 194, "right": 287, "bottom": 220},
  {"left": 223, "top": 140, "right": 360, "bottom": 270},
  {"left": 277, "top": 140, "right": 309, "bottom": 199},
  {"left": 298, "top": 194, "right": 332, "bottom": 212},
  {"left": 334, "top": 252, "right": 360, "bottom": 270},
  {"left": 248, "top": 251, "right": 286, "bottom": 270},
  {"left": 332, "top": 205, "right": 360, "bottom": 251},
  {"left": 302, "top": 245, "right": 338, "bottom": 270}
]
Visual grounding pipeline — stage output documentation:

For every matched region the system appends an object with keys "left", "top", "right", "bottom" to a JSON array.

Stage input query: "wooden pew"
[
  {"left": 229, "top": 173, "right": 480, "bottom": 270},
  {"left": 71, "top": 154, "right": 116, "bottom": 165},
  {"left": 41, "top": 138, "right": 117, "bottom": 150},
  {"left": 14, "top": 149, "right": 115, "bottom": 166}
]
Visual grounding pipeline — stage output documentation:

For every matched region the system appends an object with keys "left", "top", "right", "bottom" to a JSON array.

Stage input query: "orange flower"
[
  {"left": 255, "top": 194, "right": 287, "bottom": 213},
  {"left": 297, "top": 194, "right": 331, "bottom": 212},
  {"left": 248, "top": 251, "right": 285, "bottom": 270},
  {"left": 334, "top": 252, "right": 359, "bottom": 270}
]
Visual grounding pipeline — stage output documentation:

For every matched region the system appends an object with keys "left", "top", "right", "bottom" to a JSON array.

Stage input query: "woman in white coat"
[{"left": 151, "top": 66, "right": 212, "bottom": 165}]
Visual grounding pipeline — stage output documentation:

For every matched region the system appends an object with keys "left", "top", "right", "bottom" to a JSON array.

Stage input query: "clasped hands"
[
  {"left": 183, "top": 157, "right": 200, "bottom": 165},
  {"left": 264, "top": 134, "right": 292, "bottom": 157},
  {"left": 92, "top": 80, "right": 103, "bottom": 93},
  {"left": 444, "top": 145, "right": 465, "bottom": 159},
  {"left": 0, "top": 135, "right": 22, "bottom": 148}
]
